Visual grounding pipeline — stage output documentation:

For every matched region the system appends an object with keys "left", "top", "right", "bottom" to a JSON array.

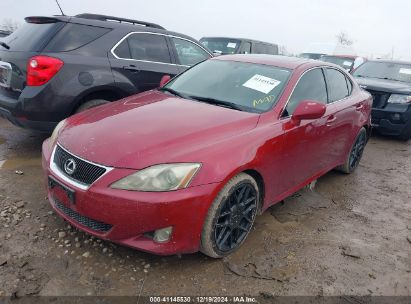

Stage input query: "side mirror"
[
  {"left": 159, "top": 75, "right": 171, "bottom": 87},
  {"left": 292, "top": 100, "right": 326, "bottom": 121}
]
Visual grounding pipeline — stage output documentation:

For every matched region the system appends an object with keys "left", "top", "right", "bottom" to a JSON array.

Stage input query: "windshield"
[
  {"left": 321, "top": 56, "right": 354, "bottom": 70},
  {"left": 162, "top": 59, "right": 291, "bottom": 113},
  {"left": 352, "top": 61, "right": 411, "bottom": 83},
  {"left": 200, "top": 38, "right": 241, "bottom": 55}
]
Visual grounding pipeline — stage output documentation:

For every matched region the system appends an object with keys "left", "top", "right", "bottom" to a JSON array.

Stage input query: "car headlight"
[
  {"left": 387, "top": 94, "right": 411, "bottom": 104},
  {"left": 111, "top": 163, "right": 201, "bottom": 192},
  {"left": 49, "top": 119, "right": 67, "bottom": 148}
]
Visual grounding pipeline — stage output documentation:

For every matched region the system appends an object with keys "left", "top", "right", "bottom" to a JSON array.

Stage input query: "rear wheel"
[
  {"left": 200, "top": 173, "right": 259, "bottom": 258},
  {"left": 75, "top": 99, "right": 109, "bottom": 113},
  {"left": 338, "top": 127, "right": 367, "bottom": 174}
]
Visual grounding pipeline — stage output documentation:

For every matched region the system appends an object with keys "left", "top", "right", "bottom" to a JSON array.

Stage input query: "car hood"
[
  {"left": 58, "top": 91, "right": 260, "bottom": 169},
  {"left": 355, "top": 77, "right": 411, "bottom": 94}
]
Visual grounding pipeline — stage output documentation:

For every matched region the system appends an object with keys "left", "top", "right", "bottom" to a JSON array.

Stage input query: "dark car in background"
[
  {"left": 200, "top": 37, "right": 278, "bottom": 55},
  {"left": 352, "top": 60, "right": 411, "bottom": 140},
  {"left": 320, "top": 55, "right": 367, "bottom": 73},
  {"left": 0, "top": 14, "right": 212, "bottom": 132}
]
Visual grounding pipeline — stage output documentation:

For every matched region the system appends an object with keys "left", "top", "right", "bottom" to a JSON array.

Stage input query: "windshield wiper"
[
  {"left": 0, "top": 42, "right": 10, "bottom": 50},
  {"left": 158, "top": 87, "right": 189, "bottom": 99},
  {"left": 189, "top": 95, "right": 245, "bottom": 111}
]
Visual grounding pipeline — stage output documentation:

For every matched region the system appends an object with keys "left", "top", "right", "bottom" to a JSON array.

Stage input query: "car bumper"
[
  {"left": 42, "top": 140, "right": 220, "bottom": 255},
  {"left": 371, "top": 103, "right": 411, "bottom": 138},
  {"left": 0, "top": 86, "right": 66, "bottom": 133}
]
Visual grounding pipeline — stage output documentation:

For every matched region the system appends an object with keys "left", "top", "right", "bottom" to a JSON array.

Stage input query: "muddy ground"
[{"left": 0, "top": 117, "right": 410, "bottom": 298}]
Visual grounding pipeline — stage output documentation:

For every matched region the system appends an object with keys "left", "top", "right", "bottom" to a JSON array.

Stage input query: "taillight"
[{"left": 27, "top": 56, "right": 64, "bottom": 86}]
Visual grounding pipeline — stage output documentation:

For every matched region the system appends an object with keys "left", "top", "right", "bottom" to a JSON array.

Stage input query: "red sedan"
[{"left": 42, "top": 55, "right": 372, "bottom": 257}]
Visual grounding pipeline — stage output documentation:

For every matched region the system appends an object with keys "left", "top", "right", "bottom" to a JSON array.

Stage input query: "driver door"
[{"left": 278, "top": 68, "right": 331, "bottom": 193}]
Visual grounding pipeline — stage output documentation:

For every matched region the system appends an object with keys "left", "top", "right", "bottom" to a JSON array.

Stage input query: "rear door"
[
  {"left": 109, "top": 32, "right": 180, "bottom": 93},
  {"left": 323, "top": 67, "right": 359, "bottom": 164}
]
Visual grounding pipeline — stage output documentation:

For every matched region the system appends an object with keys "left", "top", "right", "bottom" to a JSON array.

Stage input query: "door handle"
[
  {"left": 355, "top": 104, "right": 364, "bottom": 111},
  {"left": 123, "top": 65, "right": 140, "bottom": 72},
  {"left": 326, "top": 115, "right": 337, "bottom": 126}
]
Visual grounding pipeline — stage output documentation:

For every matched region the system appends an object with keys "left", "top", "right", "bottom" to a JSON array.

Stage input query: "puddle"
[{"left": 0, "top": 158, "right": 41, "bottom": 170}]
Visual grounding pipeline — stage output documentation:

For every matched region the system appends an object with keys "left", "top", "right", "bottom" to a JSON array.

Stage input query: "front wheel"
[
  {"left": 200, "top": 173, "right": 259, "bottom": 258},
  {"left": 337, "top": 127, "right": 367, "bottom": 174}
]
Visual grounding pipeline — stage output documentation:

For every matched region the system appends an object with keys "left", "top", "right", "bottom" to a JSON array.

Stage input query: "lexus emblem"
[{"left": 64, "top": 158, "right": 77, "bottom": 175}]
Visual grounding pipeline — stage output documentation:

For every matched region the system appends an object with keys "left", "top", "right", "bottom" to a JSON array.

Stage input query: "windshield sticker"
[
  {"left": 399, "top": 68, "right": 411, "bottom": 75},
  {"left": 253, "top": 95, "right": 276, "bottom": 107},
  {"left": 242, "top": 74, "right": 281, "bottom": 94},
  {"left": 343, "top": 61, "right": 352, "bottom": 66},
  {"left": 227, "top": 42, "right": 237, "bottom": 48}
]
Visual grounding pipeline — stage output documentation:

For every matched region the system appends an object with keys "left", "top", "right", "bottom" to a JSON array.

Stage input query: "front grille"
[
  {"left": 54, "top": 145, "right": 106, "bottom": 185},
  {"left": 54, "top": 199, "right": 112, "bottom": 233},
  {"left": 367, "top": 90, "right": 390, "bottom": 109}
]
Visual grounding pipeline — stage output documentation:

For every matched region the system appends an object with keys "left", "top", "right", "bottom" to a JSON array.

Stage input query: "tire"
[
  {"left": 200, "top": 173, "right": 259, "bottom": 258},
  {"left": 337, "top": 127, "right": 367, "bottom": 174},
  {"left": 75, "top": 99, "right": 110, "bottom": 113}
]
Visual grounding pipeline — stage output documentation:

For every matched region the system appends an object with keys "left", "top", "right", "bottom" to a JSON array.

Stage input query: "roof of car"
[
  {"left": 212, "top": 54, "right": 326, "bottom": 70},
  {"left": 201, "top": 37, "right": 278, "bottom": 46},
  {"left": 25, "top": 14, "right": 202, "bottom": 45}
]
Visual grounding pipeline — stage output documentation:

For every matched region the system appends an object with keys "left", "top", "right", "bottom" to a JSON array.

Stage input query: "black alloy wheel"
[{"left": 214, "top": 182, "right": 257, "bottom": 252}]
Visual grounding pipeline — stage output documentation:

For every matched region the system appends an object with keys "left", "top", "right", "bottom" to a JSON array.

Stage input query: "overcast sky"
[{"left": 1, "top": 0, "right": 410, "bottom": 60}]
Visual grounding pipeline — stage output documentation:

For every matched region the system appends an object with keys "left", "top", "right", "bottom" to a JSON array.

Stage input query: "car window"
[
  {"left": 3, "top": 22, "right": 63, "bottom": 52},
  {"left": 171, "top": 37, "right": 210, "bottom": 66},
  {"left": 113, "top": 33, "right": 171, "bottom": 63},
  {"left": 326, "top": 68, "right": 349, "bottom": 102},
  {"left": 284, "top": 68, "right": 327, "bottom": 116},
  {"left": 45, "top": 23, "right": 111, "bottom": 52},
  {"left": 199, "top": 38, "right": 240, "bottom": 55},
  {"left": 254, "top": 43, "right": 267, "bottom": 54},
  {"left": 240, "top": 42, "right": 251, "bottom": 54}
]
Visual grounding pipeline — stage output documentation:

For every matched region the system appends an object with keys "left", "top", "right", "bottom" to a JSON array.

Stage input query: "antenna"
[{"left": 55, "top": 0, "right": 65, "bottom": 16}]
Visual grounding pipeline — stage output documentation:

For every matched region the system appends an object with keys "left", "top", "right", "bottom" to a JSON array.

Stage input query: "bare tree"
[
  {"left": 336, "top": 32, "right": 354, "bottom": 46},
  {"left": 1, "top": 19, "right": 20, "bottom": 32}
]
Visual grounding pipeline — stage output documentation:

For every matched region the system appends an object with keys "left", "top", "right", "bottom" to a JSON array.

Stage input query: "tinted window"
[
  {"left": 285, "top": 68, "right": 327, "bottom": 116},
  {"left": 3, "top": 22, "right": 62, "bottom": 52},
  {"left": 254, "top": 43, "right": 267, "bottom": 54},
  {"left": 266, "top": 45, "right": 278, "bottom": 55},
  {"left": 164, "top": 60, "right": 291, "bottom": 113},
  {"left": 326, "top": 68, "right": 349, "bottom": 102},
  {"left": 240, "top": 42, "right": 251, "bottom": 54},
  {"left": 114, "top": 33, "right": 171, "bottom": 63},
  {"left": 45, "top": 23, "right": 110, "bottom": 52},
  {"left": 171, "top": 37, "right": 210, "bottom": 66}
]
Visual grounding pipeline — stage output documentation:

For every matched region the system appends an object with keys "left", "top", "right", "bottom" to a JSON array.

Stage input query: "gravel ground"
[{"left": 0, "top": 117, "right": 410, "bottom": 297}]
